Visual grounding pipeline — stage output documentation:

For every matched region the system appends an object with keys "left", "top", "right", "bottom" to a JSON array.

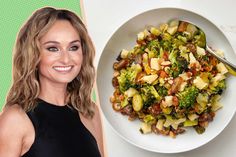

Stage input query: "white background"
[{"left": 83, "top": 0, "right": 236, "bottom": 156}]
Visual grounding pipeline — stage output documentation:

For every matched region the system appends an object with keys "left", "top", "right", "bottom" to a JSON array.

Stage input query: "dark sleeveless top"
[{"left": 22, "top": 99, "right": 101, "bottom": 157}]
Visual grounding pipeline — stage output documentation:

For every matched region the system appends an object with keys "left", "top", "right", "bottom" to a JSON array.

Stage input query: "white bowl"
[{"left": 97, "top": 7, "right": 236, "bottom": 153}]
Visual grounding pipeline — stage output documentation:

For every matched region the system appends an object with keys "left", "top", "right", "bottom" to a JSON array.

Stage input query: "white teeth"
[{"left": 53, "top": 66, "right": 72, "bottom": 72}]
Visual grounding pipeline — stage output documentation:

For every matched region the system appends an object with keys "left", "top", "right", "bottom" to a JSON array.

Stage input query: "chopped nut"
[
  {"left": 110, "top": 96, "right": 116, "bottom": 103},
  {"left": 113, "top": 71, "right": 120, "bottom": 77},
  {"left": 161, "top": 61, "right": 171, "bottom": 66},
  {"left": 168, "top": 79, "right": 173, "bottom": 84},
  {"left": 169, "top": 131, "right": 176, "bottom": 138}
]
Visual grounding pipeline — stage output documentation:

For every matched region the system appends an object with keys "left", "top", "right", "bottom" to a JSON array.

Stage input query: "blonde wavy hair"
[{"left": 5, "top": 7, "right": 96, "bottom": 118}]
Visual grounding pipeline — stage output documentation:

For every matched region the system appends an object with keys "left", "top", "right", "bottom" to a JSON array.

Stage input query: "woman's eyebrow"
[
  {"left": 42, "top": 41, "right": 60, "bottom": 45},
  {"left": 70, "top": 40, "right": 81, "bottom": 44},
  {"left": 42, "top": 39, "right": 81, "bottom": 45}
]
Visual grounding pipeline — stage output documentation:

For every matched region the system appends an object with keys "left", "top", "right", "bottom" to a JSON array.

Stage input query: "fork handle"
[{"left": 206, "top": 45, "right": 236, "bottom": 72}]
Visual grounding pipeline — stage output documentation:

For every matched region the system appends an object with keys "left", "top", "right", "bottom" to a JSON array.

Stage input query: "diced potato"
[
  {"left": 132, "top": 94, "right": 143, "bottom": 112},
  {"left": 159, "top": 23, "right": 168, "bottom": 32},
  {"left": 189, "top": 52, "right": 197, "bottom": 64},
  {"left": 169, "top": 20, "right": 179, "bottom": 27},
  {"left": 216, "top": 62, "right": 228, "bottom": 74},
  {"left": 163, "top": 96, "right": 173, "bottom": 107},
  {"left": 137, "top": 32, "right": 145, "bottom": 41},
  {"left": 211, "top": 73, "right": 226, "bottom": 87},
  {"left": 193, "top": 76, "right": 208, "bottom": 89},
  {"left": 141, "top": 74, "right": 158, "bottom": 84},
  {"left": 196, "top": 46, "right": 206, "bottom": 56},
  {"left": 167, "top": 26, "right": 178, "bottom": 35},
  {"left": 188, "top": 114, "right": 199, "bottom": 121},
  {"left": 120, "top": 49, "right": 129, "bottom": 58},
  {"left": 156, "top": 119, "right": 165, "bottom": 130},
  {"left": 150, "top": 27, "right": 161, "bottom": 36},
  {"left": 150, "top": 58, "right": 161, "bottom": 71},
  {"left": 140, "top": 122, "right": 152, "bottom": 134}
]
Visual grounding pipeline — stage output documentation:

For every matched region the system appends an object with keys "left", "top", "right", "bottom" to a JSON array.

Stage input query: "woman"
[{"left": 0, "top": 7, "right": 104, "bottom": 157}]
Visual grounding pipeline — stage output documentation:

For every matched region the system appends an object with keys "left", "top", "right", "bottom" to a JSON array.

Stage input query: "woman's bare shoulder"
[
  {"left": 0, "top": 104, "right": 29, "bottom": 136},
  {"left": 0, "top": 104, "right": 31, "bottom": 156},
  {"left": 0, "top": 104, "right": 27, "bottom": 125}
]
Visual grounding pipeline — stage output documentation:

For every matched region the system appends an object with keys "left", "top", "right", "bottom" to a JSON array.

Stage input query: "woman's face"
[{"left": 38, "top": 20, "right": 83, "bottom": 86}]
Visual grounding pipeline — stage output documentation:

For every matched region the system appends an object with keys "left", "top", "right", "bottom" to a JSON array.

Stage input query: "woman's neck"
[{"left": 38, "top": 80, "right": 68, "bottom": 106}]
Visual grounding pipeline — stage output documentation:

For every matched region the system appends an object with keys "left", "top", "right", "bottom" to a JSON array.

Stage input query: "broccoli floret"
[
  {"left": 212, "top": 80, "right": 226, "bottom": 95},
  {"left": 194, "top": 30, "right": 206, "bottom": 48},
  {"left": 176, "top": 56, "right": 188, "bottom": 70},
  {"left": 177, "top": 86, "right": 199, "bottom": 108},
  {"left": 169, "top": 50, "right": 178, "bottom": 63},
  {"left": 159, "top": 39, "right": 172, "bottom": 51},
  {"left": 169, "top": 52, "right": 188, "bottom": 78},
  {"left": 194, "top": 125, "right": 205, "bottom": 134},
  {"left": 117, "top": 64, "right": 142, "bottom": 93},
  {"left": 143, "top": 114, "right": 156, "bottom": 125},
  {"left": 156, "top": 86, "right": 168, "bottom": 97},
  {"left": 162, "top": 32, "right": 172, "bottom": 41},
  {"left": 141, "top": 85, "right": 161, "bottom": 107},
  {"left": 172, "top": 38, "right": 185, "bottom": 48},
  {"left": 147, "top": 39, "right": 159, "bottom": 53},
  {"left": 177, "top": 35, "right": 187, "bottom": 43}
]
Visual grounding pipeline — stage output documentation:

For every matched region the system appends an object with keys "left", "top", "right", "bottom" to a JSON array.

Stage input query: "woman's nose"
[{"left": 60, "top": 50, "right": 71, "bottom": 64}]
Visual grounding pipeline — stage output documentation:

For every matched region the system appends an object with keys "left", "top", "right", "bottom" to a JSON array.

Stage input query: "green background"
[{"left": 0, "top": 0, "right": 85, "bottom": 110}]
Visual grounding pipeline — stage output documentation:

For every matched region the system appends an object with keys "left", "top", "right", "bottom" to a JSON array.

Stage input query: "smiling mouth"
[{"left": 53, "top": 66, "right": 73, "bottom": 72}]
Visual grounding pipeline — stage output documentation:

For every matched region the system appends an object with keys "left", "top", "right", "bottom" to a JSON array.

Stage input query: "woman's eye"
[
  {"left": 47, "top": 47, "right": 58, "bottom": 52},
  {"left": 69, "top": 46, "right": 79, "bottom": 51}
]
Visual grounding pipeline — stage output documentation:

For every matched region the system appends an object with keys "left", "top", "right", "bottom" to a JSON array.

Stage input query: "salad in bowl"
[{"left": 110, "top": 20, "right": 229, "bottom": 138}]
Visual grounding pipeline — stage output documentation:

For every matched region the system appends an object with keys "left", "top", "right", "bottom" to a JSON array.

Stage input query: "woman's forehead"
[{"left": 40, "top": 20, "right": 80, "bottom": 44}]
